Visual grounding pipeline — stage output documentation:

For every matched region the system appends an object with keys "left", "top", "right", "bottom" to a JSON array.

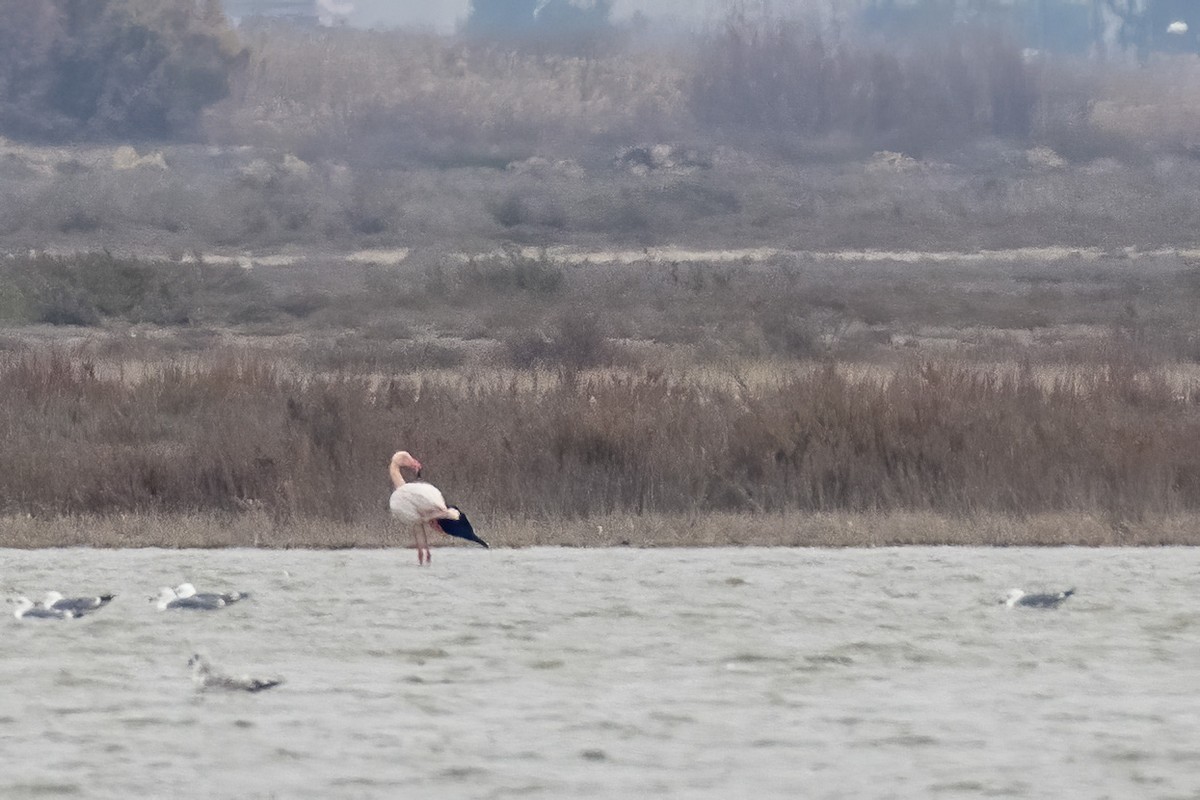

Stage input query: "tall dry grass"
[{"left": 1, "top": 349, "right": 1198, "bottom": 532}]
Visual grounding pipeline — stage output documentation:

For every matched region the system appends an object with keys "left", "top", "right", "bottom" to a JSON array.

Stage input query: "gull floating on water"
[
  {"left": 155, "top": 583, "right": 249, "bottom": 611},
  {"left": 188, "top": 654, "right": 283, "bottom": 693},
  {"left": 175, "top": 583, "right": 249, "bottom": 605},
  {"left": 1002, "top": 588, "right": 1075, "bottom": 609},
  {"left": 43, "top": 591, "right": 115, "bottom": 615},
  {"left": 13, "top": 596, "right": 83, "bottom": 620}
]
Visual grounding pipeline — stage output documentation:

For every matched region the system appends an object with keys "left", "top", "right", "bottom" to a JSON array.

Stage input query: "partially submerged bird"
[
  {"left": 13, "top": 596, "right": 82, "bottom": 620},
  {"left": 188, "top": 654, "right": 283, "bottom": 693},
  {"left": 175, "top": 583, "right": 249, "bottom": 605},
  {"left": 388, "top": 450, "right": 488, "bottom": 565},
  {"left": 155, "top": 583, "right": 248, "bottom": 611},
  {"left": 1002, "top": 588, "right": 1075, "bottom": 609},
  {"left": 43, "top": 591, "right": 115, "bottom": 615}
]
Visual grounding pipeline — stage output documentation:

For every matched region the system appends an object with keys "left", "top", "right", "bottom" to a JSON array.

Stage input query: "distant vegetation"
[
  {"left": 1, "top": 247, "right": 1198, "bottom": 543},
  {"left": 0, "top": 7, "right": 1196, "bottom": 254},
  {"left": 2, "top": 4, "right": 1200, "bottom": 547},
  {"left": 0, "top": 0, "right": 243, "bottom": 140},
  {"left": 4, "top": 249, "right": 1200, "bottom": 368},
  {"left": 0, "top": 252, "right": 270, "bottom": 326},
  {"left": 0, "top": 5, "right": 1195, "bottom": 253}
]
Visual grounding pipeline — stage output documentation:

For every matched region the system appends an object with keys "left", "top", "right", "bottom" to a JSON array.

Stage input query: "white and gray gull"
[
  {"left": 43, "top": 591, "right": 115, "bottom": 615},
  {"left": 13, "top": 596, "right": 83, "bottom": 620},
  {"left": 155, "top": 583, "right": 249, "bottom": 611},
  {"left": 1001, "top": 588, "right": 1075, "bottom": 609},
  {"left": 188, "top": 654, "right": 283, "bottom": 693}
]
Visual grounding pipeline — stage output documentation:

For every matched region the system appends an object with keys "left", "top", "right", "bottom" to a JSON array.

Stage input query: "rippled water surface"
[{"left": 3, "top": 546, "right": 1199, "bottom": 799}]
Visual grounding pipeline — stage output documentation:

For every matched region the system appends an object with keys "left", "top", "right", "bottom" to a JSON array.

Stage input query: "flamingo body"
[{"left": 389, "top": 482, "right": 454, "bottom": 525}]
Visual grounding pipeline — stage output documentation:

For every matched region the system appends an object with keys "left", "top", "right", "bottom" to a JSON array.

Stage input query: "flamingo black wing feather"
[{"left": 435, "top": 507, "right": 488, "bottom": 548}]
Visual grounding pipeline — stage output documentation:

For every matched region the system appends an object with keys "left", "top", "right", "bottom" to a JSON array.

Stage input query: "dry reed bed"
[{"left": 1, "top": 349, "right": 1199, "bottom": 549}]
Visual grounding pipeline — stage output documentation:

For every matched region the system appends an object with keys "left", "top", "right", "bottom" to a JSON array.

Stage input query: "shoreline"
[
  {"left": 9, "top": 243, "right": 1200, "bottom": 271},
  {"left": 3, "top": 511, "right": 1198, "bottom": 549}
]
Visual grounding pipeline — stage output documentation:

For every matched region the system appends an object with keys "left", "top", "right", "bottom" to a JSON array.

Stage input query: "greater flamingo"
[{"left": 388, "top": 450, "right": 487, "bottom": 565}]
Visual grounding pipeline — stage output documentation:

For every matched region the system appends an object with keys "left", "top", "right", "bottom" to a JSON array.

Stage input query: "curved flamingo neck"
[{"left": 389, "top": 459, "right": 406, "bottom": 489}]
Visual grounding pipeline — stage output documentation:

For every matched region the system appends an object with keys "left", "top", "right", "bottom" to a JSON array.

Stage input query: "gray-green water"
[{"left": 2, "top": 547, "right": 1198, "bottom": 799}]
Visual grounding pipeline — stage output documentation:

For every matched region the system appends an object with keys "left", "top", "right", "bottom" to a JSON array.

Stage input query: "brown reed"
[{"left": 1, "top": 348, "right": 1198, "bottom": 547}]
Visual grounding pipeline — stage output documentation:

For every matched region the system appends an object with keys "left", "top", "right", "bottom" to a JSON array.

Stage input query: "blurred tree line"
[{"left": 0, "top": 0, "right": 244, "bottom": 141}]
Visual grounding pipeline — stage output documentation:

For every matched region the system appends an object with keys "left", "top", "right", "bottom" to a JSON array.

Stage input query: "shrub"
[
  {"left": 503, "top": 308, "right": 608, "bottom": 369},
  {"left": 461, "top": 249, "right": 565, "bottom": 297},
  {"left": 0, "top": 252, "right": 274, "bottom": 326},
  {"left": 0, "top": 0, "right": 245, "bottom": 140}
]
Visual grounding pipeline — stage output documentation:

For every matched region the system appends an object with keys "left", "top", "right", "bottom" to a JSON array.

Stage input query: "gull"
[
  {"left": 13, "top": 596, "right": 82, "bottom": 620},
  {"left": 43, "top": 591, "right": 115, "bottom": 615},
  {"left": 188, "top": 654, "right": 283, "bottom": 693},
  {"left": 175, "top": 583, "right": 249, "bottom": 605},
  {"left": 1001, "top": 588, "right": 1075, "bottom": 609},
  {"left": 155, "top": 584, "right": 247, "bottom": 611}
]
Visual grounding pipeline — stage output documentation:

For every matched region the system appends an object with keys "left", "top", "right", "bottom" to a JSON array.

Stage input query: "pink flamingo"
[{"left": 388, "top": 450, "right": 487, "bottom": 565}]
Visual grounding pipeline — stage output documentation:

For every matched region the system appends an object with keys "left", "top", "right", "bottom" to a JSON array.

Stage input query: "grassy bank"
[{"left": 4, "top": 510, "right": 1199, "bottom": 550}]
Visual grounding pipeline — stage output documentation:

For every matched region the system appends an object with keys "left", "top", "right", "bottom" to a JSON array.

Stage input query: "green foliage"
[{"left": 0, "top": 0, "right": 243, "bottom": 140}]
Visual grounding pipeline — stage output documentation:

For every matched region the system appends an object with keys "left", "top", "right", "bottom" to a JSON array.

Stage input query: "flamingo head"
[{"left": 391, "top": 451, "right": 423, "bottom": 477}]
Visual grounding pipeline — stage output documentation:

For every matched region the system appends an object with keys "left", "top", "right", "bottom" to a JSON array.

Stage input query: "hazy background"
[
  {"left": 226, "top": 0, "right": 721, "bottom": 30},
  {"left": 1, "top": 0, "right": 1199, "bottom": 540}
]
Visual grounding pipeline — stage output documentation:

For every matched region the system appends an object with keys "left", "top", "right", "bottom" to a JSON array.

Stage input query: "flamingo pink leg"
[
  {"left": 414, "top": 524, "right": 431, "bottom": 565},
  {"left": 413, "top": 526, "right": 427, "bottom": 565}
]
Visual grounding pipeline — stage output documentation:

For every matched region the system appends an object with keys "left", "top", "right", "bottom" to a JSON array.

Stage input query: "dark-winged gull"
[
  {"left": 13, "top": 596, "right": 83, "bottom": 620},
  {"left": 43, "top": 591, "right": 115, "bottom": 615},
  {"left": 1002, "top": 588, "right": 1075, "bottom": 609},
  {"left": 155, "top": 584, "right": 247, "bottom": 611},
  {"left": 188, "top": 654, "right": 283, "bottom": 693},
  {"left": 175, "top": 583, "right": 249, "bottom": 605}
]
